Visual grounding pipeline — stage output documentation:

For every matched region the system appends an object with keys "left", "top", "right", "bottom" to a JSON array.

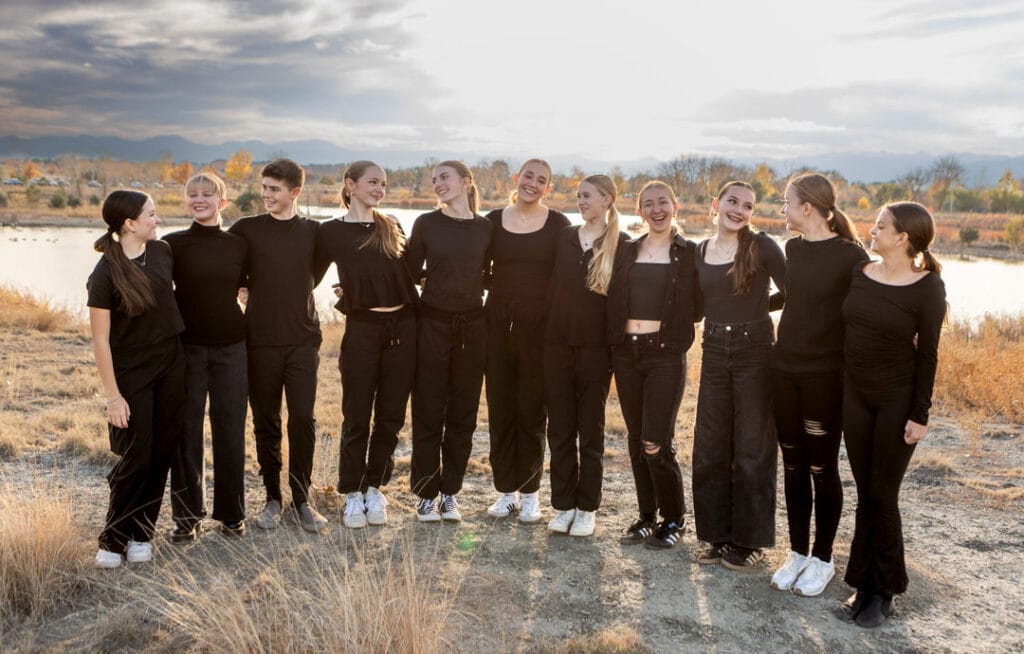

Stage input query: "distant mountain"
[{"left": 1, "top": 134, "right": 1021, "bottom": 185}]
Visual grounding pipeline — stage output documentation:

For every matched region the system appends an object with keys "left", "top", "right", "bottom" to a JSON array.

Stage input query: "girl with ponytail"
[
  {"left": 317, "top": 161, "right": 419, "bottom": 529},
  {"left": 484, "top": 159, "right": 569, "bottom": 523},
  {"left": 837, "top": 201, "right": 946, "bottom": 628},
  {"left": 88, "top": 190, "right": 185, "bottom": 569},
  {"left": 543, "top": 175, "right": 627, "bottom": 537},
  {"left": 692, "top": 181, "right": 786, "bottom": 570},
  {"left": 405, "top": 160, "right": 493, "bottom": 522},
  {"left": 768, "top": 173, "right": 869, "bottom": 598}
]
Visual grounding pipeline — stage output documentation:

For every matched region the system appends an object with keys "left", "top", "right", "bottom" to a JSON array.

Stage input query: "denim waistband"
[{"left": 703, "top": 318, "right": 772, "bottom": 336}]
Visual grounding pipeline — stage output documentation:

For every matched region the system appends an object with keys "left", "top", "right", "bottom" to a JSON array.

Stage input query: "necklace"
[
  {"left": 133, "top": 248, "right": 148, "bottom": 267},
  {"left": 579, "top": 226, "right": 602, "bottom": 250},
  {"left": 639, "top": 240, "right": 669, "bottom": 262}
]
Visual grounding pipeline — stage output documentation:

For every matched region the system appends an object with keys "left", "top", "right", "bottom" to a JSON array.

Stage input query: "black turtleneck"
[{"left": 163, "top": 221, "right": 248, "bottom": 346}]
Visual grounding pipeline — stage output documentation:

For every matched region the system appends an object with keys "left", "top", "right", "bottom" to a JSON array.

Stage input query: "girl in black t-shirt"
[
  {"left": 484, "top": 158, "right": 569, "bottom": 524},
  {"left": 87, "top": 190, "right": 185, "bottom": 569}
]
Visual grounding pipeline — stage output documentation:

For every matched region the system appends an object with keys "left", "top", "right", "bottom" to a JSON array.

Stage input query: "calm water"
[{"left": 1, "top": 208, "right": 1020, "bottom": 322}]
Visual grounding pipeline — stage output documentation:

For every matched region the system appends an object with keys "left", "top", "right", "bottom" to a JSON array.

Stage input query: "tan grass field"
[{"left": 1, "top": 288, "right": 1022, "bottom": 652}]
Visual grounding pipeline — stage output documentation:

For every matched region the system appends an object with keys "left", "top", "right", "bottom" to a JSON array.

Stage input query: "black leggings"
[
  {"left": 843, "top": 382, "right": 917, "bottom": 595},
  {"left": 771, "top": 368, "right": 844, "bottom": 561}
]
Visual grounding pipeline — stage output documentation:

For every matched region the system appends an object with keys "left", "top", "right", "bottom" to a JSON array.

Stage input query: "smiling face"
[
  {"left": 639, "top": 185, "right": 678, "bottom": 235},
  {"left": 261, "top": 176, "right": 301, "bottom": 218},
  {"left": 577, "top": 180, "right": 611, "bottom": 223},
  {"left": 125, "top": 197, "right": 160, "bottom": 241},
  {"left": 714, "top": 184, "right": 755, "bottom": 233},
  {"left": 514, "top": 161, "right": 552, "bottom": 205},
  {"left": 431, "top": 165, "right": 470, "bottom": 204},
  {"left": 186, "top": 181, "right": 226, "bottom": 225},
  {"left": 869, "top": 208, "right": 904, "bottom": 254},
  {"left": 347, "top": 165, "right": 387, "bottom": 208},
  {"left": 780, "top": 184, "right": 808, "bottom": 233}
]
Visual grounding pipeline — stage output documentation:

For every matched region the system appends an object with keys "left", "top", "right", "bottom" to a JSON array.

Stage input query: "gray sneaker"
[
  {"left": 288, "top": 502, "right": 329, "bottom": 533},
  {"left": 255, "top": 499, "right": 282, "bottom": 530}
]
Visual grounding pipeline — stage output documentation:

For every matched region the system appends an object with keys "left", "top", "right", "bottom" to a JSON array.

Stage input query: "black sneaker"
[
  {"left": 620, "top": 518, "right": 657, "bottom": 545},
  {"left": 721, "top": 544, "right": 765, "bottom": 570},
  {"left": 697, "top": 542, "right": 730, "bottom": 565},
  {"left": 169, "top": 522, "right": 198, "bottom": 543},
  {"left": 855, "top": 594, "right": 895, "bottom": 629},
  {"left": 644, "top": 520, "right": 686, "bottom": 550},
  {"left": 835, "top": 590, "right": 869, "bottom": 622},
  {"left": 220, "top": 520, "right": 246, "bottom": 537}
]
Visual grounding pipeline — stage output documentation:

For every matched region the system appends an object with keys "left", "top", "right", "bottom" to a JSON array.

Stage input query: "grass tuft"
[{"left": 0, "top": 286, "right": 79, "bottom": 333}]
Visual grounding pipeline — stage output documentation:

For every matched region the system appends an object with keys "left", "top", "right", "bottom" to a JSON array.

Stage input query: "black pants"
[
  {"left": 544, "top": 342, "right": 611, "bottom": 512},
  {"left": 410, "top": 307, "right": 486, "bottom": 499},
  {"left": 612, "top": 335, "right": 687, "bottom": 523},
  {"left": 337, "top": 309, "right": 416, "bottom": 493},
  {"left": 486, "top": 299, "right": 547, "bottom": 494},
  {"left": 771, "top": 368, "right": 844, "bottom": 561},
  {"left": 247, "top": 344, "right": 319, "bottom": 506},
  {"left": 843, "top": 382, "right": 917, "bottom": 595},
  {"left": 100, "top": 338, "right": 184, "bottom": 554},
  {"left": 170, "top": 340, "right": 248, "bottom": 526},
  {"left": 692, "top": 320, "right": 777, "bottom": 549}
]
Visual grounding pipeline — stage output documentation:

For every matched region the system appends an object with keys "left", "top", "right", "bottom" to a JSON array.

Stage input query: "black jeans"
[
  {"left": 612, "top": 334, "right": 687, "bottom": 523},
  {"left": 410, "top": 308, "right": 486, "bottom": 499},
  {"left": 692, "top": 320, "right": 777, "bottom": 549},
  {"left": 337, "top": 309, "right": 416, "bottom": 493},
  {"left": 544, "top": 342, "right": 611, "bottom": 512},
  {"left": 100, "top": 338, "right": 184, "bottom": 554},
  {"left": 247, "top": 344, "right": 319, "bottom": 506},
  {"left": 170, "top": 340, "right": 248, "bottom": 526},
  {"left": 486, "top": 299, "right": 547, "bottom": 494},
  {"left": 771, "top": 368, "right": 844, "bottom": 561},
  {"left": 843, "top": 382, "right": 917, "bottom": 595}
]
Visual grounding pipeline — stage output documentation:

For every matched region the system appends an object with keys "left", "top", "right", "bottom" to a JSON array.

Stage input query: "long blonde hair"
[
  {"left": 581, "top": 175, "right": 620, "bottom": 295},
  {"left": 341, "top": 160, "right": 405, "bottom": 259},
  {"left": 435, "top": 160, "right": 480, "bottom": 214}
]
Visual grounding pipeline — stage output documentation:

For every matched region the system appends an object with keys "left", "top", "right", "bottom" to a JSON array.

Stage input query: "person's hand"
[
  {"left": 106, "top": 396, "right": 130, "bottom": 429},
  {"left": 904, "top": 419, "right": 927, "bottom": 445},
  {"left": 237, "top": 287, "right": 248, "bottom": 307},
  {"left": 332, "top": 283, "right": 344, "bottom": 299}
]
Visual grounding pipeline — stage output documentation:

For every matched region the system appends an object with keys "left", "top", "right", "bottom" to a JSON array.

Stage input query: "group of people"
[{"left": 87, "top": 157, "right": 946, "bottom": 629}]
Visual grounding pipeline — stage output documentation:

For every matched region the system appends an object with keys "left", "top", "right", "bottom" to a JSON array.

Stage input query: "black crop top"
[
  {"left": 485, "top": 208, "right": 570, "bottom": 304},
  {"left": 627, "top": 262, "right": 669, "bottom": 321}
]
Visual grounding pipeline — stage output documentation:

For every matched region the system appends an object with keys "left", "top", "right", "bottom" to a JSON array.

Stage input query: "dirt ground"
[{"left": 1, "top": 326, "right": 1023, "bottom": 653}]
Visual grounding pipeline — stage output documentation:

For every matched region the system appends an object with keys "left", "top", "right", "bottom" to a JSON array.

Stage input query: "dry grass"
[
  {"left": 0, "top": 286, "right": 78, "bottom": 332},
  {"left": 536, "top": 626, "right": 649, "bottom": 654},
  {"left": 0, "top": 487, "right": 89, "bottom": 622}
]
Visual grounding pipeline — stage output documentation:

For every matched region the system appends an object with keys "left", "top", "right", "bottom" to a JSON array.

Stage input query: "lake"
[{"left": 1, "top": 206, "right": 1020, "bottom": 322}]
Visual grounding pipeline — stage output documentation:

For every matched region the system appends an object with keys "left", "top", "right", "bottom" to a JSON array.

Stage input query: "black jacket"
[{"left": 606, "top": 233, "right": 703, "bottom": 352}]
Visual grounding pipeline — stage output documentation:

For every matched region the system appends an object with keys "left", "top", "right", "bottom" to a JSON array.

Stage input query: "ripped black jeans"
[{"left": 771, "top": 368, "right": 844, "bottom": 561}]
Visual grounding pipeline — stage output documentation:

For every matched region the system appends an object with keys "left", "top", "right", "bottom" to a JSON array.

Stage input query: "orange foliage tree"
[
  {"left": 169, "top": 161, "right": 193, "bottom": 185},
  {"left": 225, "top": 149, "right": 253, "bottom": 184}
]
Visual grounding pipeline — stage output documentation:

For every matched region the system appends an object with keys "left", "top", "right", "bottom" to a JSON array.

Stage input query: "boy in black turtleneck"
[
  {"left": 163, "top": 172, "right": 248, "bottom": 540},
  {"left": 227, "top": 159, "right": 331, "bottom": 534}
]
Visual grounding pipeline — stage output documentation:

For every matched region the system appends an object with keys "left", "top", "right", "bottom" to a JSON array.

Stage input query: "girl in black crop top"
[
  {"left": 318, "top": 161, "right": 419, "bottom": 529},
  {"left": 607, "top": 181, "right": 701, "bottom": 551},
  {"left": 483, "top": 158, "right": 570, "bottom": 523},
  {"left": 692, "top": 181, "right": 786, "bottom": 571},
  {"left": 87, "top": 190, "right": 185, "bottom": 569}
]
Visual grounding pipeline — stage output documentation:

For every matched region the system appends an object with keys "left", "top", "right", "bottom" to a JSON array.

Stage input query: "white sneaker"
[
  {"left": 487, "top": 492, "right": 520, "bottom": 518},
  {"left": 343, "top": 492, "right": 367, "bottom": 529},
  {"left": 792, "top": 556, "right": 835, "bottom": 597},
  {"left": 770, "top": 550, "right": 810, "bottom": 591},
  {"left": 95, "top": 548, "right": 122, "bottom": 569},
  {"left": 126, "top": 540, "right": 153, "bottom": 564},
  {"left": 439, "top": 494, "right": 462, "bottom": 522},
  {"left": 364, "top": 487, "right": 388, "bottom": 525},
  {"left": 519, "top": 492, "right": 541, "bottom": 523},
  {"left": 416, "top": 497, "right": 441, "bottom": 523},
  {"left": 548, "top": 509, "right": 576, "bottom": 534},
  {"left": 255, "top": 499, "right": 282, "bottom": 530},
  {"left": 569, "top": 510, "right": 596, "bottom": 537}
]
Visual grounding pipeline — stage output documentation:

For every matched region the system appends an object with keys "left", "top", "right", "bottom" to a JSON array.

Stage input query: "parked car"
[
  {"left": 2, "top": 178, "right": 21, "bottom": 185},
  {"left": 129, "top": 181, "right": 144, "bottom": 189},
  {"left": 87, "top": 180, "right": 102, "bottom": 188}
]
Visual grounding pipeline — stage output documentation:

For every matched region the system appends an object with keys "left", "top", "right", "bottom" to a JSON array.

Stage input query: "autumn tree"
[
  {"left": 158, "top": 152, "right": 174, "bottom": 183},
  {"left": 751, "top": 163, "right": 778, "bottom": 201},
  {"left": 22, "top": 160, "right": 42, "bottom": 182},
  {"left": 1006, "top": 218, "right": 1024, "bottom": 251},
  {"left": 225, "top": 149, "right": 253, "bottom": 183},
  {"left": 993, "top": 169, "right": 1020, "bottom": 214},
  {"left": 930, "top": 155, "right": 966, "bottom": 212},
  {"left": 168, "top": 161, "right": 193, "bottom": 185},
  {"left": 899, "top": 167, "right": 930, "bottom": 200}
]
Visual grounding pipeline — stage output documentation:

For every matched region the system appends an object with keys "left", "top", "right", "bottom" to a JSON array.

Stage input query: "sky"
[{"left": 0, "top": 0, "right": 1022, "bottom": 163}]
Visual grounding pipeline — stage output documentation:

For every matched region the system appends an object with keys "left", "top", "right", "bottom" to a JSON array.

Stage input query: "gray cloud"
[{"left": 847, "top": 0, "right": 1024, "bottom": 39}]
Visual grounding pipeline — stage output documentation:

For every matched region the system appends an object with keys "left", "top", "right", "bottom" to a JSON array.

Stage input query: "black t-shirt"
[
  {"left": 771, "top": 235, "right": 870, "bottom": 373},
  {"left": 697, "top": 232, "right": 786, "bottom": 323},
  {"left": 843, "top": 262, "right": 946, "bottom": 425},
  {"left": 228, "top": 213, "right": 327, "bottom": 347},
  {"left": 405, "top": 209, "right": 492, "bottom": 313},
  {"left": 163, "top": 222, "right": 247, "bottom": 346},
  {"left": 316, "top": 218, "right": 419, "bottom": 314},
  {"left": 546, "top": 226, "right": 629, "bottom": 346},
  {"left": 485, "top": 208, "right": 570, "bottom": 305},
  {"left": 86, "top": 239, "right": 184, "bottom": 358}
]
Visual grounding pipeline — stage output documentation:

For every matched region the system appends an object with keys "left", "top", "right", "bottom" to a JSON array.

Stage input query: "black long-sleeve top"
[
  {"left": 546, "top": 226, "right": 629, "bottom": 346},
  {"left": 227, "top": 213, "right": 329, "bottom": 347},
  {"left": 842, "top": 262, "right": 946, "bottom": 425},
  {"left": 404, "top": 209, "right": 492, "bottom": 313},
  {"left": 696, "top": 232, "right": 786, "bottom": 323},
  {"left": 771, "top": 235, "right": 870, "bottom": 374},
  {"left": 606, "top": 234, "right": 703, "bottom": 353},
  {"left": 485, "top": 208, "right": 570, "bottom": 304},
  {"left": 86, "top": 239, "right": 184, "bottom": 361},
  {"left": 316, "top": 218, "right": 419, "bottom": 315},
  {"left": 163, "top": 222, "right": 247, "bottom": 347}
]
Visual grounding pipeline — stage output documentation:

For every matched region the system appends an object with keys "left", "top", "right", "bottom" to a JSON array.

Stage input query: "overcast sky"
[{"left": 0, "top": 0, "right": 1021, "bottom": 162}]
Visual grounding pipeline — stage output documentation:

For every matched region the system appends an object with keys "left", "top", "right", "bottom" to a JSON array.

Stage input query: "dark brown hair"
[
  {"left": 341, "top": 160, "right": 405, "bottom": 259},
  {"left": 885, "top": 201, "right": 942, "bottom": 276},
  {"left": 788, "top": 173, "right": 863, "bottom": 247},
  {"left": 714, "top": 180, "right": 759, "bottom": 295},
  {"left": 93, "top": 190, "right": 155, "bottom": 316},
  {"left": 261, "top": 158, "right": 305, "bottom": 190},
  {"left": 434, "top": 160, "right": 480, "bottom": 214}
]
